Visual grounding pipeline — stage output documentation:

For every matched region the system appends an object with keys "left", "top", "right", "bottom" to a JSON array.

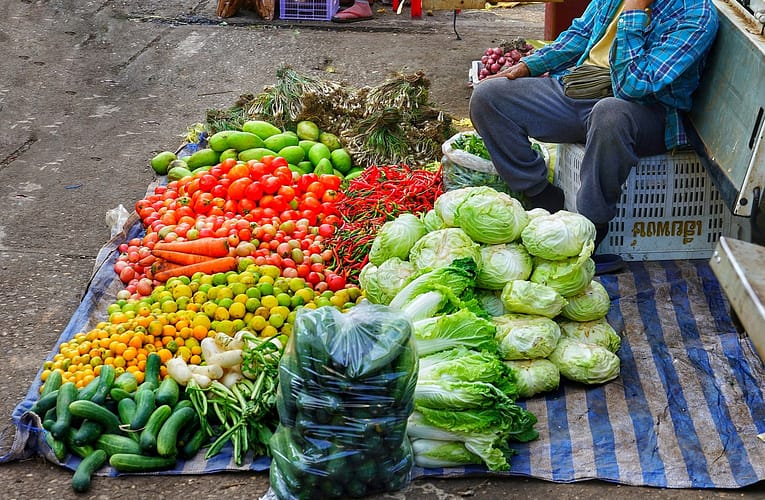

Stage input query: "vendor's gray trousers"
[{"left": 469, "top": 76, "right": 667, "bottom": 225}]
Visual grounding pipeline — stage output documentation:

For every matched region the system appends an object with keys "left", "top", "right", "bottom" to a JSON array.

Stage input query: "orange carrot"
[
  {"left": 138, "top": 254, "right": 157, "bottom": 267},
  {"left": 152, "top": 256, "right": 238, "bottom": 282},
  {"left": 151, "top": 249, "right": 217, "bottom": 265},
  {"left": 150, "top": 259, "right": 186, "bottom": 276},
  {"left": 153, "top": 237, "right": 230, "bottom": 257}
]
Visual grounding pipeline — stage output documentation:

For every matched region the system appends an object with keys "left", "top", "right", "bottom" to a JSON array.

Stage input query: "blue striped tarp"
[{"left": 4, "top": 215, "right": 765, "bottom": 489}]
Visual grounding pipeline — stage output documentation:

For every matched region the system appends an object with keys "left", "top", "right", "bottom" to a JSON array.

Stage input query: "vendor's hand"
[{"left": 481, "top": 61, "right": 530, "bottom": 82}]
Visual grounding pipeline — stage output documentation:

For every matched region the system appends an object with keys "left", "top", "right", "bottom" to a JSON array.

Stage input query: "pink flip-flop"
[{"left": 332, "top": 3, "right": 373, "bottom": 22}]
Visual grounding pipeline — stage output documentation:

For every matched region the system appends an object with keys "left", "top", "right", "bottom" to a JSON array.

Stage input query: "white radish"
[
  {"left": 166, "top": 356, "right": 192, "bottom": 386},
  {"left": 188, "top": 363, "right": 224, "bottom": 380}
]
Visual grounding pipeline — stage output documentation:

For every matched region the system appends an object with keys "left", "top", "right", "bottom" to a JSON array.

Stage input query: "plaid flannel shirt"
[{"left": 522, "top": 0, "right": 718, "bottom": 149}]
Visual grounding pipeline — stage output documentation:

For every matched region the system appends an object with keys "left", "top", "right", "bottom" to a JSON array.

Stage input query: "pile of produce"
[
  {"left": 269, "top": 301, "right": 417, "bottom": 499},
  {"left": 475, "top": 38, "right": 537, "bottom": 81},
  {"left": 206, "top": 66, "right": 457, "bottom": 168},
  {"left": 357, "top": 185, "right": 623, "bottom": 468}
]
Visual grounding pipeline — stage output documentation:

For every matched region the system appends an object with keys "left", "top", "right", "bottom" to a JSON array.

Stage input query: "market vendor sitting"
[{"left": 468, "top": 0, "right": 718, "bottom": 273}]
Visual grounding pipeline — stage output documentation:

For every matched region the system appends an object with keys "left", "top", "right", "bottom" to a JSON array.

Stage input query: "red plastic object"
[
  {"left": 544, "top": 0, "right": 587, "bottom": 40},
  {"left": 411, "top": 0, "right": 421, "bottom": 17}
]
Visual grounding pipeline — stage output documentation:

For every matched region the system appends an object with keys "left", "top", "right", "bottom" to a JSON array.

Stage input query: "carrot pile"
[
  {"left": 328, "top": 164, "right": 443, "bottom": 282},
  {"left": 146, "top": 237, "right": 237, "bottom": 282}
]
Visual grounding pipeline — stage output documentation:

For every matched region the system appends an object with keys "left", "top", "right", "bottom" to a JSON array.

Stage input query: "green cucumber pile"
[{"left": 31, "top": 353, "right": 202, "bottom": 492}]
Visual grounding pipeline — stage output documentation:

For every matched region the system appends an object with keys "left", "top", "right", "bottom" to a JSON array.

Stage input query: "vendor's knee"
[
  {"left": 588, "top": 98, "right": 631, "bottom": 136},
  {"left": 469, "top": 79, "right": 503, "bottom": 116}
]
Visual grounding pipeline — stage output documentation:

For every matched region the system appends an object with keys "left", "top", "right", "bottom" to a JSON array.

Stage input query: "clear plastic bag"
[{"left": 269, "top": 301, "right": 418, "bottom": 500}]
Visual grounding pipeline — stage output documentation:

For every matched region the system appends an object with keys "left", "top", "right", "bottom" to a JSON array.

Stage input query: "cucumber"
[
  {"left": 50, "top": 382, "right": 78, "bottom": 440},
  {"left": 139, "top": 404, "right": 172, "bottom": 453},
  {"left": 44, "top": 430, "right": 67, "bottom": 462},
  {"left": 179, "top": 427, "right": 207, "bottom": 459},
  {"left": 68, "top": 399, "right": 121, "bottom": 435},
  {"left": 91, "top": 364, "right": 116, "bottom": 405},
  {"left": 77, "top": 375, "right": 101, "bottom": 401},
  {"left": 130, "top": 387, "right": 156, "bottom": 430},
  {"left": 156, "top": 406, "right": 196, "bottom": 457},
  {"left": 40, "top": 370, "right": 63, "bottom": 398},
  {"left": 109, "top": 387, "right": 133, "bottom": 402},
  {"left": 143, "top": 353, "right": 162, "bottom": 391},
  {"left": 42, "top": 407, "right": 57, "bottom": 431},
  {"left": 64, "top": 429, "right": 95, "bottom": 459},
  {"left": 72, "top": 419, "right": 103, "bottom": 446},
  {"left": 95, "top": 433, "right": 143, "bottom": 456},
  {"left": 71, "top": 448, "right": 107, "bottom": 493},
  {"left": 30, "top": 390, "right": 59, "bottom": 417},
  {"left": 154, "top": 376, "right": 180, "bottom": 408},
  {"left": 117, "top": 397, "right": 137, "bottom": 426},
  {"left": 109, "top": 453, "right": 177, "bottom": 473}
]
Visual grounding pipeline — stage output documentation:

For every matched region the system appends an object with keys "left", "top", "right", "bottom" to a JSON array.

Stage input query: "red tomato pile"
[{"left": 115, "top": 155, "right": 348, "bottom": 298}]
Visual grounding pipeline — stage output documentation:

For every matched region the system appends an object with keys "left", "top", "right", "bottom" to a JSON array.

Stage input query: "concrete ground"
[{"left": 1, "top": 0, "right": 764, "bottom": 498}]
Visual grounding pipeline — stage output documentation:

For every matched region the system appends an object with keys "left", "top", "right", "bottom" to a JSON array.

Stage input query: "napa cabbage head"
[
  {"left": 368, "top": 213, "right": 427, "bottom": 266},
  {"left": 476, "top": 288, "right": 507, "bottom": 317},
  {"left": 454, "top": 188, "right": 529, "bottom": 244},
  {"left": 560, "top": 279, "right": 611, "bottom": 321},
  {"left": 358, "top": 257, "right": 416, "bottom": 305},
  {"left": 558, "top": 317, "right": 621, "bottom": 353},
  {"left": 408, "top": 227, "right": 481, "bottom": 272},
  {"left": 549, "top": 337, "right": 621, "bottom": 384},
  {"left": 501, "top": 280, "right": 567, "bottom": 318},
  {"left": 413, "top": 310, "right": 497, "bottom": 356},
  {"left": 521, "top": 210, "right": 596, "bottom": 260},
  {"left": 493, "top": 313, "right": 561, "bottom": 360},
  {"left": 503, "top": 359, "right": 561, "bottom": 399},
  {"left": 530, "top": 240, "right": 595, "bottom": 297},
  {"left": 476, "top": 243, "right": 533, "bottom": 290}
]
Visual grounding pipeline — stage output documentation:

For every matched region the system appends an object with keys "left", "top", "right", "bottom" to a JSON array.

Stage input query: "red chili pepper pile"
[{"left": 328, "top": 164, "right": 443, "bottom": 282}]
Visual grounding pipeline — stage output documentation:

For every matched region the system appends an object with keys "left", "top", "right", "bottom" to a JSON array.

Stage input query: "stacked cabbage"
[{"left": 359, "top": 186, "right": 622, "bottom": 398}]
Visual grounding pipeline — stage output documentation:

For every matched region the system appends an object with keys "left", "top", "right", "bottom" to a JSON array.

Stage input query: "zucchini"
[
  {"left": 91, "top": 364, "right": 116, "bottom": 405},
  {"left": 44, "top": 430, "right": 67, "bottom": 462},
  {"left": 143, "top": 353, "right": 162, "bottom": 391},
  {"left": 50, "top": 382, "right": 78, "bottom": 439},
  {"left": 130, "top": 387, "right": 156, "bottom": 431},
  {"left": 117, "top": 397, "right": 137, "bottom": 426},
  {"left": 139, "top": 404, "right": 172, "bottom": 453},
  {"left": 40, "top": 370, "right": 63, "bottom": 398},
  {"left": 154, "top": 376, "right": 180, "bottom": 408},
  {"left": 156, "top": 406, "right": 196, "bottom": 457},
  {"left": 109, "top": 453, "right": 177, "bottom": 473},
  {"left": 72, "top": 419, "right": 103, "bottom": 446},
  {"left": 71, "top": 448, "right": 107, "bottom": 493},
  {"left": 95, "top": 433, "right": 143, "bottom": 456},
  {"left": 68, "top": 399, "right": 121, "bottom": 434}
]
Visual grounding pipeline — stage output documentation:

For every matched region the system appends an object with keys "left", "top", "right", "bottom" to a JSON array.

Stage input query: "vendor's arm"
[
  {"left": 521, "top": 0, "right": 604, "bottom": 76},
  {"left": 610, "top": 0, "right": 719, "bottom": 102}
]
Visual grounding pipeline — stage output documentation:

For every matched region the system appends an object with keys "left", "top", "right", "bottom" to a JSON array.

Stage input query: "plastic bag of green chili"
[{"left": 268, "top": 301, "right": 418, "bottom": 500}]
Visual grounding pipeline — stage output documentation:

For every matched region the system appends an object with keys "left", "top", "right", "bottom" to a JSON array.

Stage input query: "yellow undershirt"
[{"left": 584, "top": 2, "right": 625, "bottom": 68}]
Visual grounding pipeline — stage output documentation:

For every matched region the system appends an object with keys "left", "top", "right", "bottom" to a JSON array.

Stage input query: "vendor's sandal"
[
  {"left": 593, "top": 254, "right": 626, "bottom": 275},
  {"left": 331, "top": 3, "right": 373, "bottom": 21}
]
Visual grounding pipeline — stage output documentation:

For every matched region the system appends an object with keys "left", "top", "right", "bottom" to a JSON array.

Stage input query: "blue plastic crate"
[{"left": 279, "top": 0, "right": 339, "bottom": 20}]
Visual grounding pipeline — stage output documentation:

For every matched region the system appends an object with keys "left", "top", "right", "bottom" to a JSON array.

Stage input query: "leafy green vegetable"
[
  {"left": 530, "top": 240, "right": 596, "bottom": 298},
  {"left": 501, "top": 280, "right": 567, "bottom": 318},
  {"left": 433, "top": 187, "right": 479, "bottom": 227},
  {"left": 359, "top": 257, "right": 416, "bottom": 305},
  {"left": 558, "top": 317, "right": 621, "bottom": 353},
  {"left": 421, "top": 209, "right": 447, "bottom": 232},
  {"left": 411, "top": 438, "right": 483, "bottom": 468},
  {"left": 408, "top": 227, "right": 481, "bottom": 272},
  {"left": 454, "top": 188, "right": 529, "bottom": 244},
  {"left": 521, "top": 210, "right": 596, "bottom": 260},
  {"left": 414, "top": 379, "right": 511, "bottom": 410},
  {"left": 549, "top": 337, "right": 621, "bottom": 384},
  {"left": 368, "top": 213, "right": 427, "bottom": 266},
  {"left": 476, "top": 243, "right": 533, "bottom": 290},
  {"left": 504, "top": 359, "right": 561, "bottom": 399},
  {"left": 413, "top": 310, "right": 497, "bottom": 356},
  {"left": 389, "top": 257, "right": 478, "bottom": 313},
  {"left": 493, "top": 313, "right": 561, "bottom": 360},
  {"left": 560, "top": 280, "right": 611, "bottom": 321},
  {"left": 452, "top": 133, "right": 491, "bottom": 160}
]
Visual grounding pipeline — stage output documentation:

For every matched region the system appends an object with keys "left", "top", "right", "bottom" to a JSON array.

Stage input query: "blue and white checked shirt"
[{"left": 522, "top": 0, "right": 719, "bottom": 149}]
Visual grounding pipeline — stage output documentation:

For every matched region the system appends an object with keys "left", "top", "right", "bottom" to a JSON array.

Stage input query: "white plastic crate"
[{"left": 553, "top": 143, "right": 733, "bottom": 261}]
